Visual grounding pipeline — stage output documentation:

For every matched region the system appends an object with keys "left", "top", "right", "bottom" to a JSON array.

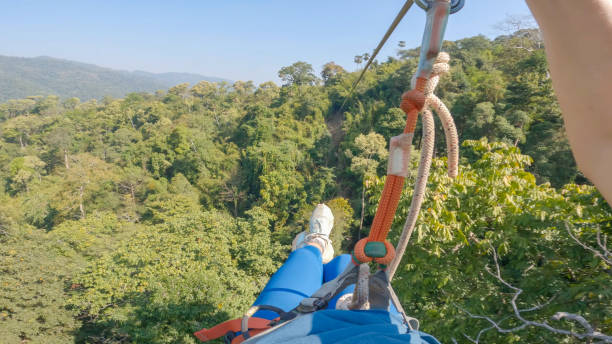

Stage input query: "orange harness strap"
[
  {"left": 353, "top": 78, "right": 428, "bottom": 266},
  {"left": 194, "top": 317, "right": 273, "bottom": 343}
]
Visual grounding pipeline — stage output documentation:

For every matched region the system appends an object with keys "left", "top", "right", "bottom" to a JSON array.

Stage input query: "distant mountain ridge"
[{"left": 0, "top": 55, "right": 230, "bottom": 102}]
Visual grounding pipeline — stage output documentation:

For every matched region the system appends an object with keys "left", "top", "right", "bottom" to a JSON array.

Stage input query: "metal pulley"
[{"left": 414, "top": 0, "right": 465, "bottom": 14}]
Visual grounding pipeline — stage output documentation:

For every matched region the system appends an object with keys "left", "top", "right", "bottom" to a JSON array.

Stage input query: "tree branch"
[
  {"left": 462, "top": 323, "right": 499, "bottom": 344},
  {"left": 565, "top": 223, "right": 611, "bottom": 265},
  {"left": 456, "top": 245, "right": 612, "bottom": 343}
]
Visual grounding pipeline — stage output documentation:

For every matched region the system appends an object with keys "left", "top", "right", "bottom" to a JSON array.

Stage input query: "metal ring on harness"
[
  {"left": 240, "top": 305, "right": 287, "bottom": 339},
  {"left": 414, "top": 0, "right": 465, "bottom": 14}
]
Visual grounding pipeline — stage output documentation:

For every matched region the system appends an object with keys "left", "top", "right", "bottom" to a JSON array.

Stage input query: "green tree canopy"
[{"left": 278, "top": 61, "right": 318, "bottom": 86}]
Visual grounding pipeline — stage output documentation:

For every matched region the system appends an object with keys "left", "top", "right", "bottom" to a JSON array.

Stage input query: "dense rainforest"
[{"left": 1, "top": 31, "right": 611, "bottom": 343}]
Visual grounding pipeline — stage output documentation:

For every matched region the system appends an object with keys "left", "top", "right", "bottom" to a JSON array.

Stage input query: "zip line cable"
[{"left": 339, "top": 0, "right": 415, "bottom": 112}]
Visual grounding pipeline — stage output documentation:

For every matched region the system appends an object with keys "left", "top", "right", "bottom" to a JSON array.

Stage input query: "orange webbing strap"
[
  {"left": 194, "top": 317, "right": 273, "bottom": 343},
  {"left": 352, "top": 78, "right": 428, "bottom": 266}
]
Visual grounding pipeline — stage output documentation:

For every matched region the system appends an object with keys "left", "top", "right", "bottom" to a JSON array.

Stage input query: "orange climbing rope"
[
  {"left": 351, "top": 0, "right": 451, "bottom": 267},
  {"left": 352, "top": 77, "right": 428, "bottom": 265}
]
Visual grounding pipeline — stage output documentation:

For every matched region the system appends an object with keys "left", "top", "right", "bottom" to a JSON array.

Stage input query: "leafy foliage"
[
  {"left": 373, "top": 139, "right": 612, "bottom": 343},
  {"left": 69, "top": 210, "right": 284, "bottom": 343}
]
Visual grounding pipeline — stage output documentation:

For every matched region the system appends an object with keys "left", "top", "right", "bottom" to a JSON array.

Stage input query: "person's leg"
[
  {"left": 252, "top": 245, "right": 323, "bottom": 320},
  {"left": 323, "top": 254, "right": 355, "bottom": 309},
  {"left": 252, "top": 203, "right": 336, "bottom": 319}
]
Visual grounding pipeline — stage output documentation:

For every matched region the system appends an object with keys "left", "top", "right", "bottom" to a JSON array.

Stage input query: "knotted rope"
[
  {"left": 352, "top": 52, "right": 459, "bottom": 276},
  {"left": 388, "top": 52, "right": 458, "bottom": 279}
]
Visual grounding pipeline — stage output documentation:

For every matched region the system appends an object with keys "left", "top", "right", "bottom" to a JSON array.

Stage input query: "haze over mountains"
[{"left": 0, "top": 55, "right": 230, "bottom": 102}]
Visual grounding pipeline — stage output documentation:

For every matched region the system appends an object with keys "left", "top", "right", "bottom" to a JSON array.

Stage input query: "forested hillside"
[
  {"left": 0, "top": 55, "right": 229, "bottom": 102},
  {"left": 1, "top": 32, "right": 610, "bottom": 343}
]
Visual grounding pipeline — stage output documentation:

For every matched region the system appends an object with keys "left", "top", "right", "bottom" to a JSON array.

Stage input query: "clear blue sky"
[{"left": 0, "top": 0, "right": 532, "bottom": 84}]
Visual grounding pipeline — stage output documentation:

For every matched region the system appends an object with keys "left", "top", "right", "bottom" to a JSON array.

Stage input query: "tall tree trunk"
[
  {"left": 130, "top": 184, "right": 136, "bottom": 204},
  {"left": 64, "top": 149, "right": 70, "bottom": 169},
  {"left": 359, "top": 182, "right": 365, "bottom": 240},
  {"left": 79, "top": 185, "right": 85, "bottom": 219},
  {"left": 514, "top": 123, "right": 525, "bottom": 147},
  {"left": 19, "top": 135, "right": 24, "bottom": 149}
]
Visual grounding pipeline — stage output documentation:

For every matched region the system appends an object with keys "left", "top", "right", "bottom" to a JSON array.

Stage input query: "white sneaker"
[
  {"left": 292, "top": 204, "right": 335, "bottom": 263},
  {"left": 309, "top": 204, "right": 334, "bottom": 236}
]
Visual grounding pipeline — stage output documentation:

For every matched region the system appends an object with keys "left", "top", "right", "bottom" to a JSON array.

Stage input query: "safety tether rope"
[
  {"left": 351, "top": 0, "right": 458, "bottom": 271},
  {"left": 387, "top": 51, "right": 458, "bottom": 280}
]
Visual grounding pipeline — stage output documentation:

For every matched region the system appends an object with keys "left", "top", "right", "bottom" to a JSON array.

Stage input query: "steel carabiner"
[{"left": 414, "top": 0, "right": 465, "bottom": 14}]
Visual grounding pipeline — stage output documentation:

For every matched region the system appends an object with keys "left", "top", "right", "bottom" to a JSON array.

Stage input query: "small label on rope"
[{"left": 387, "top": 133, "right": 413, "bottom": 177}]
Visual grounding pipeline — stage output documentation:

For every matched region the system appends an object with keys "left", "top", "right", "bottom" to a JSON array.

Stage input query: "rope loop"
[
  {"left": 352, "top": 238, "right": 396, "bottom": 266},
  {"left": 353, "top": 238, "right": 373, "bottom": 264}
]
